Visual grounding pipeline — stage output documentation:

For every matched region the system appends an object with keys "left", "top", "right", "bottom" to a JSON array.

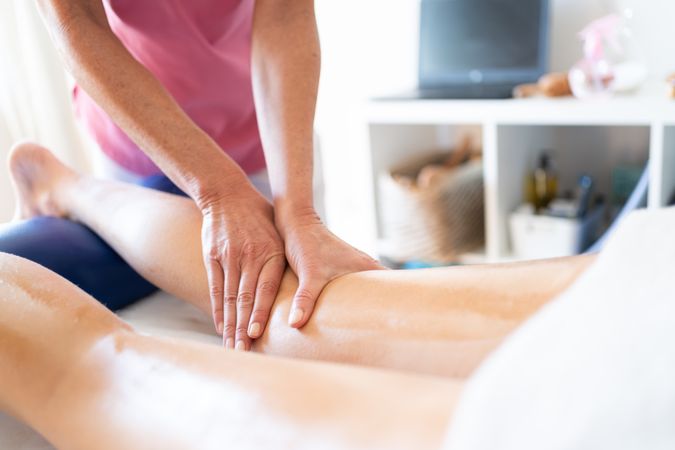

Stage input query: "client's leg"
[
  {"left": 1, "top": 147, "right": 191, "bottom": 310},
  {"left": 0, "top": 252, "right": 129, "bottom": 422},
  {"left": 0, "top": 217, "right": 157, "bottom": 309},
  {"left": 0, "top": 252, "right": 458, "bottom": 450},
  {"left": 8, "top": 143, "right": 595, "bottom": 377}
]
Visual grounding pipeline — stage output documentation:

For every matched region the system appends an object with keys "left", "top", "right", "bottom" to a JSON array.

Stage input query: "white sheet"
[
  {"left": 0, "top": 291, "right": 217, "bottom": 450},
  {"left": 445, "top": 210, "right": 675, "bottom": 450}
]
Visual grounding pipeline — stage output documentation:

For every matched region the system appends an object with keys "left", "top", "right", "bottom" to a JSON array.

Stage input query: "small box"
[{"left": 509, "top": 205, "right": 604, "bottom": 259}]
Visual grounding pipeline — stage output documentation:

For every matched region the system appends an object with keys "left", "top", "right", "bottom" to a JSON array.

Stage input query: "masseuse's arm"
[
  {"left": 251, "top": 0, "right": 383, "bottom": 329},
  {"left": 36, "top": 0, "right": 286, "bottom": 350}
]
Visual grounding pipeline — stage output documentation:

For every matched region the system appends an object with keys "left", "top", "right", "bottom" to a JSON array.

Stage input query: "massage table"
[
  {"left": 0, "top": 291, "right": 217, "bottom": 450},
  {"left": 7, "top": 209, "right": 675, "bottom": 450}
]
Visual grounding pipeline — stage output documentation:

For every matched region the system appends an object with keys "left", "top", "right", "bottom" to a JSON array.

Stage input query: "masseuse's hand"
[
  {"left": 278, "top": 207, "right": 385, "bottom": 328},
  {"left": 201, "top": 186, "right": 286, "bottom": 351}
]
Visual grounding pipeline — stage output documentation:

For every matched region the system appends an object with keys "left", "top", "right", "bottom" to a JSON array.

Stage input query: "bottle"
[{"left": 525, "top": 153, "right": 558, "bottom": 211}]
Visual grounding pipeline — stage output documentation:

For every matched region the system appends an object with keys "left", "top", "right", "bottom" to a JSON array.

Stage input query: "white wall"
[
  {"left": 1, "top": 0, "right": 672, "bottom": 237},
  {"left": 0, "top": 1, "right": 91, "bottom": 222},
  {"left": 314, "top": 0, "right": 675, "bottom": 251}
]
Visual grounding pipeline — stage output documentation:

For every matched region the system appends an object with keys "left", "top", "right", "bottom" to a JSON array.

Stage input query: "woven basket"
[{"left": 378, "top": 153, "right": 485, "bottom": 263}]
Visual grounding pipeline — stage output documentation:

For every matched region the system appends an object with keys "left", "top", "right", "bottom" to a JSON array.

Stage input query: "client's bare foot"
[{"left": 7, "top": 142, "right": 78, "bottom": 220}]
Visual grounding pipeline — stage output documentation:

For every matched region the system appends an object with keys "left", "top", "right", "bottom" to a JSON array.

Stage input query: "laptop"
[{"left": 393, "top": 0, "right": 550, "bottom": 100}]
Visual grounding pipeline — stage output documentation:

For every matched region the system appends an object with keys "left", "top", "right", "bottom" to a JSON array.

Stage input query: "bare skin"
[
  {"left": 7, "top": 143, "right": 595, "bottom": 378},
  {"left": 0, "top": 252, "right": 460, "bottom": 450},
  {"left": 35, "top": 0, "right": 382, "bottom": 351},
  {"left": 2, "top": 182, "right": 671, "bottom": 449}
]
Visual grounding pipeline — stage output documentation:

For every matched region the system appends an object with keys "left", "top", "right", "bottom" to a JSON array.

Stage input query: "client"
[
  {"left": 4, "top": 143, "right": 594, "bottom": 376},
  {"left": 0, "top": 251, "right": 460, "bottom": 450},
  {"left": 2, "top": 144, "right": 674, "bottom": 449}
]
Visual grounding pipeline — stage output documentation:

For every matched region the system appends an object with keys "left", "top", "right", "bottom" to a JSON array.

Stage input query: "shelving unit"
[{"left": 365, "top": 89, "right": 675, "bottom": 263}]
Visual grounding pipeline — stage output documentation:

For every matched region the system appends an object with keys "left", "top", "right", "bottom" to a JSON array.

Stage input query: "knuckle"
[
  {"left": 241, "top": 242, "right": 261, "bottom": 259},
  {"left": 224, "top": 241, "right": 238, "bottom": 257},
  {"left": 223, "top": 324, "right": 236, "bottom": 336},
  {"left": 237, "top": 292, "right": 254, "bottom": 308},
  {"left": 224, "top": 295, "right": 238, "bottom": 307},
  {"left": 236, "top": 325, "right": 249, "bottom": 335},
  {"left": 257, "top": 280, "right": 279, "bottom": 296},
  {"left": 294, "top": 288, "right": 316, "bottom": 305},
  {"left": 207, "top": 246, "right": 221, "bottom": 260},
  {"left": 209, "top": 285, "right": 223, "bottom": 298}
]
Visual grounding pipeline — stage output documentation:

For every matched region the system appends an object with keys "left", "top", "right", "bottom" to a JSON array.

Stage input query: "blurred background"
[{"left": 1, "top": 0, "right": 674, "bottom": 267}]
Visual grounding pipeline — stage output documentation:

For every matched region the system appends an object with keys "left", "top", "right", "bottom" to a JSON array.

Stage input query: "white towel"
[{"left": 446, "top": 209, "right": 675, "bottom": 450}]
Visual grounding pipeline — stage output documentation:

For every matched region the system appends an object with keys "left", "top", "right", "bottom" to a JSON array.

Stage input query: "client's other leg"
[
  {"left": 0, "top": 252, "right": 458, "bottom": 450},
  {"left": 3, "top": 144, "right": 194, "bottom": 311},
  {"left": 2, "top": 142, "right": 158, "bottom": 309},
  {"left": 8, "top": 143, "right": 209, "bottom": 313},
  {"left": 8, "top": 143, "right": 595, "bottom": 377},
  {"left": 0, "top": 217, "right": 157, "bottom": 309}
]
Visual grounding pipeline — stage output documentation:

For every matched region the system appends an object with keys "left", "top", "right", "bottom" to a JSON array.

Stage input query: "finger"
[
  {"left": 235, "top": 260, "right": 261, "bottom": 351},
  {"left": 248, "top": 256, "right": 286, "bottom": 339},
  {"left": 289, "top": 275, "right": 324, "bottom": 328},
  {"left": 205, "top": 259, "right": 225, "bottom": 335},
  {"left": 222, "top": 255, "right": 240, "bottom": 350}
]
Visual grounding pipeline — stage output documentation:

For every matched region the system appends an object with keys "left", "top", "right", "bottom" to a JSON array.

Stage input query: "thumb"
[{"left": 288, "top": 276, "right": 324, "bottom": 328}]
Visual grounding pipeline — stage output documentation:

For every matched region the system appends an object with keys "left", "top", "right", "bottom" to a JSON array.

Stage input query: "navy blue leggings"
[{"left": 0, "top": 175, "right": 187, "bottom": 311}]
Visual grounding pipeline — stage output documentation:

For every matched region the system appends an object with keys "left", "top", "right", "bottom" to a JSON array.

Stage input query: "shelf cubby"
[
  {"left": 368, "top": 123, "right": 482, "bottom": 239},
  {"left": 365, "top": 93, "right": 675, "bottom": 264},
  {"left": 490, "top": 124, "right": 650, "bottom": 258}
]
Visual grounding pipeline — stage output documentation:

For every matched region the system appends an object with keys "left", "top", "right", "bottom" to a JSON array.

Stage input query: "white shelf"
[
  {"left": 367, "top": 88, "right": 675, "bottom": 126},
  {"left": 365, "top": 90, "right": 673, "bottom": 263}
]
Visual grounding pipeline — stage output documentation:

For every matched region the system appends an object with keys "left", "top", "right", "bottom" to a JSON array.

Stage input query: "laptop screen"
[{"left": 419, "top": 0, "right": 549, "bottom": 88}]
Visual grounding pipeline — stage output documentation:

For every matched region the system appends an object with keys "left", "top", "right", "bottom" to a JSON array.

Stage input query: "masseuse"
[{"left": 30, "top": 0, "right": 381, "bottom": 349}]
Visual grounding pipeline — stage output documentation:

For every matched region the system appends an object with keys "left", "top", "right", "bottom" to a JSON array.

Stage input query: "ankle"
[{"left": 53, "top": 173, "right": 89, "bottom": 221}]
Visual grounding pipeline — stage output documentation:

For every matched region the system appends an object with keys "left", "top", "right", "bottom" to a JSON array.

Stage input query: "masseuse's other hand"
[
  {"left": 200, "top": 185, "right": 286, "bottom": 351},
  {"left": 279, "top": 207, "right": 385, "bottom": 328}
]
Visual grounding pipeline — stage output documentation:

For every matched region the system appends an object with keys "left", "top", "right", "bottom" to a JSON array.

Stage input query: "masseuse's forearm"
[
  {"left": 251, "top": 0, "right": 320, "bottom": 225},
  {"left": 36, "top": 0, "right": 249, "bottom": 203}
]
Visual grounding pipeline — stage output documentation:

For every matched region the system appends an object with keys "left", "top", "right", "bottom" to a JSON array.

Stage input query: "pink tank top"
[{"left": 73, "top": 0, "right": 266, "bottom": 176}]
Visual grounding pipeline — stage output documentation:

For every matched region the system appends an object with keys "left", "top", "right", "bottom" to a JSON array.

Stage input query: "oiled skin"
[
  {"left": 0, "top": 145, "right": 597, "bottom": 448},
  {"left": 55, "top": 172, "right": 595, "bottom": 377},
  {"left": 0, "top": 253, "right": 460, "bottom": 450}
]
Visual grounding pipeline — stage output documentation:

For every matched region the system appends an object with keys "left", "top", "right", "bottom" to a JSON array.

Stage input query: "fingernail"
[
  {"left": 225, "top": 338, "right": 234, "bottom": 349},
  {"left": 217, "top": 321, "right": 224, "bottom": 335},
  {"left": 235, "top": 340, "right": 246, "bottom": 351},
  {"left": 248, "top": 322, "right": 261, "bottom": 338},
  {"left": 288, "top": 308, "right": 304, "bottom": 326}
]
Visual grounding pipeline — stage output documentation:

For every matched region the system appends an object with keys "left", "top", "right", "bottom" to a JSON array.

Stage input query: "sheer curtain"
[{"left": 0, "top": 1, "right": 92, "bottom": 222}]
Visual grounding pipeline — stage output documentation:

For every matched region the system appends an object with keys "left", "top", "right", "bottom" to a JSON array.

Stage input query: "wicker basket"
[{"left": 378, "top": 153, "right": 485, "bottom": 263}]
